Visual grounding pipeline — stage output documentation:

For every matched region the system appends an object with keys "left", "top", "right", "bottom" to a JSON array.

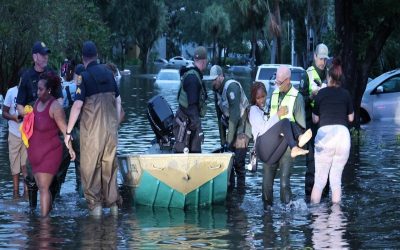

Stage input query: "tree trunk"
[
  {"left": 273, "top": 0, "right": 282, "bottom": 64},
  {"left": 120, "top": 40, "right": 125, "bottom": 69},
  {"left": 270, "top": 39, "right": 276, "bottom": 64},
  {"left": 335, "top": 0, "right": 395, "bottom": 129},
  {"left": 223, "top": 46, "right": 229, "bottom": 66},
  {"left": 217, "top": 43, "right": 223, "bottom": 65},
  {"left": 213, "top": 37, "right": 217, "bottom": 65},
  {"left": 251, "top": 29, "right": 256, "bottom": 67},
  {"left": 139, "top": 46, "right": 149, "bottom": 72}
]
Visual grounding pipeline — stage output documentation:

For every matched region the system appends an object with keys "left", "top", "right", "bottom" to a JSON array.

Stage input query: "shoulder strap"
[{"left": 65, "top": 85, "right": 73, "bottom": 105}]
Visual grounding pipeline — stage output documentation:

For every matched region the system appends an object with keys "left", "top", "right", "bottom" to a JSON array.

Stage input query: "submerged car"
[
  {"left": 227, "top": 65, "right": 252, "bottom": 75},
  {"left": 168, "top": 56, "right": 192, "bottom": 67},
  {"left": 154, "top": 58, "right": 168, "bottom": 65},
  {"left": 155, "top": 69, "right": 180, "bottom": 85},
  {"left": 360, "top": 69, "right": 400, "bottom": 123}
]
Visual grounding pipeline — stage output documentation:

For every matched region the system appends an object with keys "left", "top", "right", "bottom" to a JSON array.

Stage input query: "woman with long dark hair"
[{"left": 310, "top": 58, "right": 354, "bottom": 204}]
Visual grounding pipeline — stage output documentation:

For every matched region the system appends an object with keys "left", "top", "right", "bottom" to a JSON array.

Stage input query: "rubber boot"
[{"left": 25, "top": 176, "right": 38, "bottom": 209}]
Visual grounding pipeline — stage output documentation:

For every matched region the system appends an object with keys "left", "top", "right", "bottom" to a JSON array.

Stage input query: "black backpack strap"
[{"left": 65, "top": 85, "right": 73, "bottom": 106}]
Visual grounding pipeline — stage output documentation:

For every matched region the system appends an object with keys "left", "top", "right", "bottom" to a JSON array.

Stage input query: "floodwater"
[{"left": 0, "top": 68, "right": 399, "bottom": 249}]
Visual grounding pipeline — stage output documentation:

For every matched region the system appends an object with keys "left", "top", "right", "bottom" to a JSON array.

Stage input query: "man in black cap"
[
  {"left": 16, "top": 41, "right": 63, "bottom": 209},
  {"left": 64, "top": 41, "right": 122, "bottom": 216},
  {"left": 17, "top": 41, "right": 62, "bottom": 113},
  {"left": 173, "top": 46, "right": 208, "bottom": 153}
]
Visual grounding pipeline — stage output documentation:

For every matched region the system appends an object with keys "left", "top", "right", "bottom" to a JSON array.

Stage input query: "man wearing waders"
[
  {"left": 209, "top": 65, "right": 251, "bottom": 188},
  {"left": 64, "top": 41, "right": 122, "bottom": 216},
  {"left": 263, "top": 65, "right": 306, "bottom": 207},
  {"left": 173, "top": 46, "right": 208, "bottom": 153}
]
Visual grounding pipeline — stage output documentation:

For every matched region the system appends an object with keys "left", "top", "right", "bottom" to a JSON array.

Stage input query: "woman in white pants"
[{"left": 311, "top": 58, "right": 354, "bottom": 204}]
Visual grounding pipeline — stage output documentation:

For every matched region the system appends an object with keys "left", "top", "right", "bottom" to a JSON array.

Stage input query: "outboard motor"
[{"left": 147, "top": 95, "right": 174, "bottom": 149}]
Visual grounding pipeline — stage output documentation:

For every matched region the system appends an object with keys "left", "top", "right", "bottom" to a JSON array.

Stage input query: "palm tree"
[
  {"left": 201, "top": 3, "right": 231, "bottom": 64},
  {"left": 233, "top": 0, "right": 268, "bottom": 66}
]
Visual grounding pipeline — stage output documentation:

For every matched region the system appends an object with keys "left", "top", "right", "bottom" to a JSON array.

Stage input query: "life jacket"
[
  {"left": 177, "top": 68, "right": 207, "bottom": 117},
  {"left": 270, "top": 86, "right": 298, "bottom": 122},
  {"left": 216, "top": 79, "right": 249, "bottom": 118}
]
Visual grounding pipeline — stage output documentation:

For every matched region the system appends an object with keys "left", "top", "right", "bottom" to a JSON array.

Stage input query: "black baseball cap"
[{"left": 32, "top": 41, "right": 51, "bottom": 55}]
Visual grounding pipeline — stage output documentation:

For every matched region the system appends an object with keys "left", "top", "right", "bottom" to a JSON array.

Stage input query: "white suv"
[{"left": 255, "top": 64, "right": 306, "bottom": 108}]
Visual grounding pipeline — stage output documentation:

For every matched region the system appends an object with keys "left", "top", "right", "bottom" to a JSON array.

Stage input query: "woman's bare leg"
[{"left": 34, "top": 173, "right": 54, "bottom": 217}]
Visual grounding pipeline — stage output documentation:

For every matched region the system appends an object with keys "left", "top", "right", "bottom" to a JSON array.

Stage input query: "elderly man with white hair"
[{"left": 262, "top": 65, "right": 307, "bottom": 208}]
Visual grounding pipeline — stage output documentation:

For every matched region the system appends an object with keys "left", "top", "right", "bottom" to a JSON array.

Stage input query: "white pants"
[{"left": 314, "top": 125, "right": 350, "bottom": 193}]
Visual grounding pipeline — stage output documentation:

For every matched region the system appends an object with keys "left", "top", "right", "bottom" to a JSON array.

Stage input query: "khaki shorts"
[{"left": 8, "top": 132, "right": 27, "bottom": 175}]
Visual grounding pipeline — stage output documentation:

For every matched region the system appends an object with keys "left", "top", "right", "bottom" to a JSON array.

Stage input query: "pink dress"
[{"left": 27, "top": 98, "right": 62, "bottom": 175}]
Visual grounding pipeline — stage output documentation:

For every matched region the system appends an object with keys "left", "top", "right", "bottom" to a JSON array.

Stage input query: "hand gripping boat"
[{"left": 118, "top": 95, "right": 233, "bottom": 208}]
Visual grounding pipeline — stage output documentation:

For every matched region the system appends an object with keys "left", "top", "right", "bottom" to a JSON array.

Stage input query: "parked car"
[
  {"left": 255, "top": 64, "right": 306, "bottom": 108},
  {"left": 155, "top": 69, "right": 180, "bottom": 85},
  {"left": 168, "top": 56, "right": 192, "bottom": 67},
  {"left": 227, "top": 65, "right": 252, "bottom": 75},
  {"left": 360, "top": 69, "right": 400, "bottom": 123},
  {"left": 154, "top": 58, "right": 168, "bottom": 65}
]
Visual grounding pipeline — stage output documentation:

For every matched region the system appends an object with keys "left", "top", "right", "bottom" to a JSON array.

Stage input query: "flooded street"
[{"left": 0, "top": 70, "right": 399, "bottom": 249}]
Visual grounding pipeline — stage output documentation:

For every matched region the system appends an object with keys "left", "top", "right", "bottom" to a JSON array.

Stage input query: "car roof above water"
[
  {"left": 365, "top": 69, "right": 400, "bottom": 91},
  {"left": 256, "top": 64, "right": 305, "bottom": 82}
]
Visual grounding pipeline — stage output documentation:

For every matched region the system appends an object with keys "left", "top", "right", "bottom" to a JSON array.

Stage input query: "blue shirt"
[{"left": 75, "top": 61, "right": 119, "bottom": 101}]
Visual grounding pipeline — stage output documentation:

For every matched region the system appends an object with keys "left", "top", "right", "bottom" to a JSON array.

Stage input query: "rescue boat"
[{"left": 117, "top": 95, "right": 233, "bottom": 208}]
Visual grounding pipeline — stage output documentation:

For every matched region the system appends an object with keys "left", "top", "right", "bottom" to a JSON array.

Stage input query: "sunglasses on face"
[{"left": 275, "top": 77, "right": 288, "bottom": 86}]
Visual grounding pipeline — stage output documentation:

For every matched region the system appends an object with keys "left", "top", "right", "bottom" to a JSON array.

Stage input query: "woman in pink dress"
[{"left": 27, "top": 72, "right": 75, "bottom": 216}]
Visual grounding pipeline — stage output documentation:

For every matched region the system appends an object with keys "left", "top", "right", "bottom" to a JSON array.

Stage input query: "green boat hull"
[
  {"left": 136, "top": 169, "right": 229, "bottom": 208},
  {"left": 118, "top": 153, "right": 233, "bottom": 209}
]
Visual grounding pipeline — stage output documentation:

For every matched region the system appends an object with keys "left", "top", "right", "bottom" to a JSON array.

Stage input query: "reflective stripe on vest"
[
  {"left": 306, "top": 66, "right": 321, "bottom": 107},
  {"left": 270, "top": 87, "right": 298, "bottom": 122},
  {"left": 217, "top": 79, "right": 249, "bottom": 118}
]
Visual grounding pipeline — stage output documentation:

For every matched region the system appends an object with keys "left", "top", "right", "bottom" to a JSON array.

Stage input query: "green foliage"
[
  {"left": 0, "top": 0, "right": 111, "bottom": 94},
  {"left": 201, "top": 3, "right": 231, "bottom": 64},
  {"left": 201, "top": 4, "right": 231, "bottom": 42},
  {"left": 164, "top": 0, "right": 225, "bottom": 49},
  {"left": 233, "top": 0, "right": 268, "bottom": 31},
  {"left": 134, "top": 0, "right": 167, "bottom": 69},
  {"left": 0, "top": 0, "right": 42, "bottom": 92},
  {"left": 125, "top": 57, "right": 141, "bottom": 66}
]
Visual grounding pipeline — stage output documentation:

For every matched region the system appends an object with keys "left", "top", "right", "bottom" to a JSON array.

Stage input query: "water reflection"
[
  {"left": 310, "top": 204, "right": 348, "bottom": 249},
  {"left": 124, "top": 206, "right": 230, "bottom": 249},
  {"left": 76, "top": 216, "right": 119, "bottom": 249},
  {"left": 25, "top": 217, "right": 65, "bottom": 249}
]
